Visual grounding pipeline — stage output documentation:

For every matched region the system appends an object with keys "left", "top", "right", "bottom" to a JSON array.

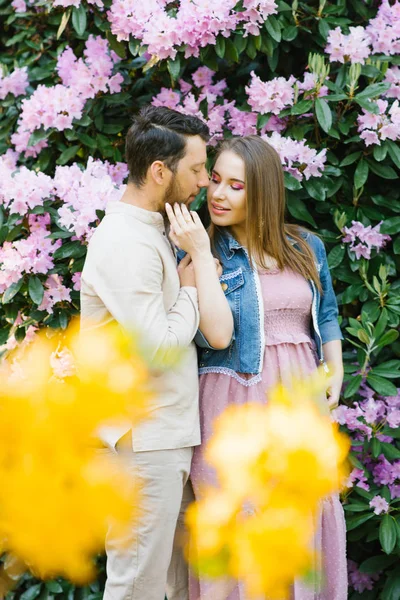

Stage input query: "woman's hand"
[
  {"left": 326, "top": 372, "right": 342, "bottom": 410},
  {"left": 166, "top": 202, "right": 210, "bottom": 258}
]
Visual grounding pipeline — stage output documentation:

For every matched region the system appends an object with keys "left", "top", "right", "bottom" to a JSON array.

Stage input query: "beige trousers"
[{"left": 103, "top": 445, "right": 194, "bottom": 600}]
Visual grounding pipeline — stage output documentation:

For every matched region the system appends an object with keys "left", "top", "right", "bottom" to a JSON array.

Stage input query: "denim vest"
[{"left": 195, "top": 230, "right": 343, "bottom": 385}]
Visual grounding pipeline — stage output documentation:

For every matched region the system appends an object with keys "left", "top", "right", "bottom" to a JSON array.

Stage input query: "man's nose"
[{"left": 198, "top": 168, "right": 210, "bottom": 188}]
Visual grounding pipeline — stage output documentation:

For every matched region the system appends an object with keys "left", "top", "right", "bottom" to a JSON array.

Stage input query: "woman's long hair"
[{"left": 209, "top": 135, "right": 321, "bottom": 290}]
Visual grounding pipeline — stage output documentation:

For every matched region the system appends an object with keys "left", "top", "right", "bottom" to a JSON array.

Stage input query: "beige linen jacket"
[{"left": 80, "top": 201, "right": 200, "bottom": 451}]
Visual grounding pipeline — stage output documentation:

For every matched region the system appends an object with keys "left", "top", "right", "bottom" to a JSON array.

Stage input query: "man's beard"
[{"left": 163, "top": 173, "right": 189, "bottom": 207}]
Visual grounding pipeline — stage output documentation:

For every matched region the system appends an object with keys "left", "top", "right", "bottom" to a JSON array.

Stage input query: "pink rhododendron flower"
[
  {"left": 326, "top": 26, "right": 371, "bottom": 64},
  {"left": 246, "top": 72, "right": 296, "bottom": 115},
  {"left": 369, "top": 494, "right": 390, "bottom": 515},
  {"left": 342, "top": 221, "right": 391, "bottom": 259},
  {"left": 263, "top": 131, "right": 326, "bottom": 181},
  {"left": 0, "top": 66, "right": 29, "bottom": 100}
]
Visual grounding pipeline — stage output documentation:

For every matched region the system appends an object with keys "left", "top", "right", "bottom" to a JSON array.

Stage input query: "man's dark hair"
[{"left": 125, "top": 105, "right": 210, "bottom": 187}]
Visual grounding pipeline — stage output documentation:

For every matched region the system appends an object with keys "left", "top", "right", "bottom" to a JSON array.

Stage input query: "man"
[{"left": 80, "top": 106, "right": 226, "bottom": 600}]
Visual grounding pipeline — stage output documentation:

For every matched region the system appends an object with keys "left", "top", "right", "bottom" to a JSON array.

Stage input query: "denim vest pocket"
[{"left": 220, "top": 268, "right": 245, "bottom": 294}]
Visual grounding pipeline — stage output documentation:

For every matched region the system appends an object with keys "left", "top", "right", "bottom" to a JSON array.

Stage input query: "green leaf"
[
  {"left": 28, "top": 276, "right": 44, "bottom": 305},
  {"left": 315, "top": 98, "right": 332, "bottom": 133},
  {"left": 373, "top": 143, "right": 388, "bottom": 162},
  {"left": 375, "top": 329, "right": 399, "bottom": 349},
  {"left": 71, "top": 4, "right": 87, "bottom": 37},
  {"left": 367, "top": 374, "right": 398, "bottom": 397},
  {"left": 354, "top": 159, "right": 369, "bottom": 189},
  {"left": 340, "top": 152, "right": 361, "bottom": 167},
  {"left": 380, "top": 442, "right": 400, "bottom": 461},
  {"left": 355, "top": 99, "right": 380, "bottom": 115},
  {"left": 20, "top": 584, "right": 43, "bottom": 600},
  {"left": 224, "top": 38, "right": 239, "bottom": 63},
  {"left": 215, "top": 36, "right": 226, "bottom": 59},
  {"left": 381, "top": 568, "right": 400, "bottom": 600},
  {"left": 106, "top": 31, "right": 126, "bottom": 59},
  {"left": 343, "top": 374, "right": 363, "bottom": 398},
  {"left": 287, "top": 197, "right": 317, "bottom": 228},
  {"left": 346, "top": 512, "right": 374, "bottom": 531},
  {"left": 359, "top": 554, "right": 398, "bottom": 574},
  {"left": 357, "top": 82, "right": 391, "bottom": 100},
  {"left": 291, "top": 99, "right": 313, "bottom": 115},
  {"left": 167, "top": 56, "right": 181, "bottom": 81},
  {"left": 304, "top": 178, "right": 326, "bottom": 201},
  {"left": 256, "top": 114, "right": 270, "bottom": 129},
  {"left": 282, "top": 25, "right": 298, "bottom": 41},
  {"left": 28, "top": 128, "right": 49, "bottom": 147},
  {"left": 387, "top": 140, "right": 400, "bottom": 169},
  {"left": 284, "top": 172, "right": 302, "bottom": 191},
  {"left": 53, "top": 241, "right": 86, "bottom": 261},
  {"left": 265, "top": 15, "right": 281, "bottom": 42},
  {"left": 77, "top": 132, "right": 97, "bottom": 150},
  {"left": 380, "top": 514, "right": 397, "bottom": 555},
  {"left": 371, "top": 437, "right": 382, "bottom": 458},
  {"left": 45, "top": 581, "right": 64, "bottom": 593},
  {"left": 128, "top": 38, "right": 140, "bottom": 56},
  {"left": 372, "top": 360, "right": 400, "bottom": 379},
  {"left": 367, "top": 160, "right": 398, "bottom": 179},
  {"left": 2, "top": 278, "right": 23, "bottom": 304},
  {"left": 381, "top": 217, "right": 400, "bottom": 235},
  {"left": 56, "top": 145, "right": 80, "bottom": 166}
]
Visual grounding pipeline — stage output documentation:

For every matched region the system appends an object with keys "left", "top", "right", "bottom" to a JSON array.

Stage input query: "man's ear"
[{"left": 149, "top": 160, "right": 171, "bottom": 186}]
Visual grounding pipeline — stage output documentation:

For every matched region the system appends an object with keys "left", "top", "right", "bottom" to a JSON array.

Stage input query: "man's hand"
[
  {"left": 166, "top": 203, "right": 210, "bottom": 258},
  {"left": 177, "top": 253, "right": 196, "bottom": 288}
]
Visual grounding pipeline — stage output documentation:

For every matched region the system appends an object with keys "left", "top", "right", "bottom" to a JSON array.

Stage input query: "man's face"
[{"left": 163, "top": 135, "right": 209, "bottom": 208}]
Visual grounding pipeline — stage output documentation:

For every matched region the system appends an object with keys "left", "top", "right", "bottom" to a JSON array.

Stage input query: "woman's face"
[{"left": 207, "top": 150, "right": 247, "bottom": 229}]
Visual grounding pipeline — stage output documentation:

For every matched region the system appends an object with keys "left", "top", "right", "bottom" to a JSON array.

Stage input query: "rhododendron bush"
[{"left": 1, "top": 0, "right": 400, "bottom": 597}]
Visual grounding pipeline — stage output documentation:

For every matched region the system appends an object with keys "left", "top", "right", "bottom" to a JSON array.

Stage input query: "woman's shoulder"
[{"left": 299, "top": 230, "right": 325, "bottom": 254}]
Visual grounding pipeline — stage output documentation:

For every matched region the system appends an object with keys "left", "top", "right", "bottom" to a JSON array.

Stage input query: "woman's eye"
[
  {"left": 232, "top": 185, "right": 244, "bottom": 191},
  {"left": 211, "top": 176, "right": 220, "bottom": 183}
]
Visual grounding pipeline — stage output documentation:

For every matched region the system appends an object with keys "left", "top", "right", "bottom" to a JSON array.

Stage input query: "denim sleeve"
[{"left": 314, "top": 237, "right": 343, "bottom": 343}]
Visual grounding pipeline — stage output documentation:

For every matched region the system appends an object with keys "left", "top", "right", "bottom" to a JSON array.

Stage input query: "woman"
[{"left": 168, "top": 135, "right": 347, "bottom": 600}]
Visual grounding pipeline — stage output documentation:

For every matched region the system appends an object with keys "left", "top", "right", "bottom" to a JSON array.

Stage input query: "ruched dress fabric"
[{"left": 189, "top": 268, "right": 348, "bottom": 600}]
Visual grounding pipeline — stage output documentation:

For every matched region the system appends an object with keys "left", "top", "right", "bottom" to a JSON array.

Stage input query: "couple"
[{"left": 80, "top": 105, "right": 347, "bottom": 600}]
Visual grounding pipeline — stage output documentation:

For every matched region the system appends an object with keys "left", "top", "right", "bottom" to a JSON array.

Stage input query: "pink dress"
[{"left": 190, "top": 268, "right": 347, "bottom": 600}]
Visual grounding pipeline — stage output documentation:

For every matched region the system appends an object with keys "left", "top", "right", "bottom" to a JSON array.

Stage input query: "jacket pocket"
[{"left": 220, "top": 268, "right": 245, "bottom": 295}]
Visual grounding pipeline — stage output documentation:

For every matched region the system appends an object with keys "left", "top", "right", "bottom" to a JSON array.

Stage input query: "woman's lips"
[{"left": 210, "top": 202, "right": 231, "bottom": 215}]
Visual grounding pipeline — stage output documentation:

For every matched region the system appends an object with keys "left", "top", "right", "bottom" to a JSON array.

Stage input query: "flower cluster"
[
  {"left": 384, "top": 66, "right": 400, "bottom": 100},
  {"left": 0, "top": 155, "right": 125, "bottom": 315},
  {"left": 0, "top": 66, "right": 29, "bottom": 101},
  {"left": 11, "top": 36, "right": 123, "bottom": 157},
  {"left": 152, "top": 68, "right": 326, "bottom": 179},
  {"left": 263, "top": 131, "right": 327, "bottom": 181},
  {"left": 348, "top": 560, "right": 379, "bottom": 593},
  {"left": 54, "top": 157, "right": 126, "bottom": 240},
  {"left": 246, "top": 72, "right": 296, "bottom": 115},
  {"left": 107, "top": 0, "right": 277, "bottom": 59},
  {"left": 186, "top": 371, "right": 349, "bottom": 599},
  {"left": 325, "top": 26, "right": 371, "bottom": 65},
  {"left": 342, "top": 220, "right": 391, "bottom": 259},
  {"left": 325, "top": 1, "right": 400, "bottom": 64},
  {"left": 357, "top": 99, "right": 400, "bottom": 147},
  {"left": 0, "top": 322, "right": 151, "bottom": 583},
  {"left": 365, "top": 0, "right": 400, "bottom": 56}
]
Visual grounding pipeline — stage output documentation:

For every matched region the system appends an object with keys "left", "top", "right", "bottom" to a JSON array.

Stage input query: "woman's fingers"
[
  {"left": 173, "top": 203, "right": 190, "bottom": 230},
  {"left": 165, "top": 203, "right": 183, "bottom": 235},
  {"left": 181, "top": 204, "right": 195, "bottom": 224},
  {"left": 179, "top": 253, "right": 192, "bottom": 267}
]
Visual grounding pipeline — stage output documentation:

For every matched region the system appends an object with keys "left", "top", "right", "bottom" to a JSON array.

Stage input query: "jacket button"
[
  {"left": 199, "top": 362, "right": 205, "bottom": 367},
  {"left": 221, "top": 282, "right": 228, "bottom": 291}
]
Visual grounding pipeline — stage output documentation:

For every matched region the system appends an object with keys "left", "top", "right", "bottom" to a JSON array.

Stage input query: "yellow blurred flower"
[
  {"left": 186, "top": 368, "right": 350, "bottom": 599},
  {"left": 0, "top": 320, "right": 152, "bottom": 583}
]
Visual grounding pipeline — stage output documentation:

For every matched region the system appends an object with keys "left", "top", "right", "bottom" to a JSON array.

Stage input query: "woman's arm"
[
  {"left": 166, "top": 203, "right": 234, "bottom": 349},
  {"left": 323, "top": 339, "right": 343, "bottom": 409}
]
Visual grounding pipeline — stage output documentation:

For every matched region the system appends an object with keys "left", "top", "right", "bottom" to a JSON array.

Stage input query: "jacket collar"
[{"left": 217, "top": 229, "right": 244, "bottom": 260}]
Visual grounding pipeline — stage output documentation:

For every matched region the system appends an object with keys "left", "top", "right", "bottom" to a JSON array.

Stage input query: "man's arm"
[{"left": 87, "top": 240, "right": 199, "bottom": 360}]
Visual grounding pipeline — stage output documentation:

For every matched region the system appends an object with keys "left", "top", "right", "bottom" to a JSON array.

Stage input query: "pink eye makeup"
[{"left": 231, "top": 183, "right": 244, "bottom": 190}]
